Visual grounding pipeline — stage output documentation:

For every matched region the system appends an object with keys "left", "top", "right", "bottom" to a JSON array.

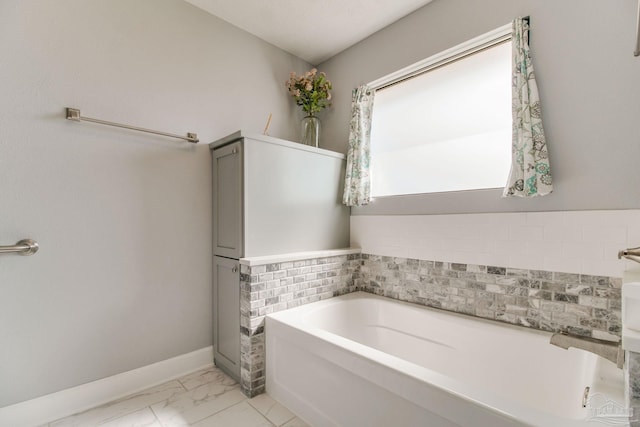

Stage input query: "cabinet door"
[
  {"left": 212, "top": 141, "right": 243, "bottom": 258},
  {"left": 213, "top": 256, "right": 240, "bottom": 381}
]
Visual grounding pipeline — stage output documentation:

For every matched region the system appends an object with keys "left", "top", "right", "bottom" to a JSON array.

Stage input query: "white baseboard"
[{"left": 0, "top": 346, "right": 213, "bottom": 427}]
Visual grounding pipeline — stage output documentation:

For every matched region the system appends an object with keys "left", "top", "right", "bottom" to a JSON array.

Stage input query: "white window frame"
[
  {"left": 368, "top": 23, "right": 512, "bottom": 92},
  {"left": 366, "top": 23, "right": 513, "bottom": 198},
  {"left": 353, "top": 23, "right": 516, "bottom": 215}
]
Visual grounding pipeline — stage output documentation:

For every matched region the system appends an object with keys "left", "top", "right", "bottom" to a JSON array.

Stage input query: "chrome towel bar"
[
  {"left": 0, "top": 239, "right": 39, "bottom": 256},
  {"left": 65, "top": 108, "right": 199, "bottom": 143}
]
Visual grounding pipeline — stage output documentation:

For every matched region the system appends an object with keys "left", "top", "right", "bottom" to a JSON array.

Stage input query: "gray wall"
[
  {"left": 318, "top": 0, "right": 640, "bottom": 214},
  {"left": 0, "top": 0, "right": 310, "bottom": 407}
]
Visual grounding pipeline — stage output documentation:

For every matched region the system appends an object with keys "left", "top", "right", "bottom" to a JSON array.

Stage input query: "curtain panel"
[
  {"left": 503, "top": 17, "right": 553, "bottom": 198},
  {"left": 343, "top": 85, "right": 375, "bottom": 206}
]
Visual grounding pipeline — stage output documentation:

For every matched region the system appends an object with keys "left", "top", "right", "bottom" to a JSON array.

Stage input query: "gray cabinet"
[
  {"left": 211, "top": 141, "right": 242, "bottom": 381},
  {"left": 210, "top": 130, "right": 349, "bottom": 384},
  {"left": 212, "top": 256, "right": 240, "bottom": 380},
  {"left": 211, "top": 131, "right": 350, "bottom": 258},
  {"left": 212, "top": 141, "right": 243, "bottom": 259}
]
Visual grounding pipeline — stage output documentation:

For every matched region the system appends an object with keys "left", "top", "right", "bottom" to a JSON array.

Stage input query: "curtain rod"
[{"left": 65, "top": 108, "right": 199, "bottom": 143}]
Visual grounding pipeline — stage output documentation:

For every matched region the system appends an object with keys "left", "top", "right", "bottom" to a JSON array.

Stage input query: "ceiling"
[{"left": 183, "top": 0, "right": 434, "bottom": 64}]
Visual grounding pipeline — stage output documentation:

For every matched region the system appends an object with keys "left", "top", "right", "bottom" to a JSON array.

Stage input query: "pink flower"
[{"left": 286, "top": 68, "right": 332, "bottom": 114}]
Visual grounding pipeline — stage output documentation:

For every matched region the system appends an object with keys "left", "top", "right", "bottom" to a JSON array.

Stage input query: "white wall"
[
  {"left": 318, "top": 0, "right": 640, "bottom": 213},
  {"left": 351, "top": 210, "right": 640, "bottom": 278},
  {"left": 0, "top": 0, "right": 310, "bottom": 407}
]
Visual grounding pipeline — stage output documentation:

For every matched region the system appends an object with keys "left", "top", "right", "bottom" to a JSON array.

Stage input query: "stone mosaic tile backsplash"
[
  {"left": 238, "top": 254, "right": 359, "bottom": 396},
  {"left": 628, "top": 351, "right": 640, "bottom": 426},
  {"left": 234, "top": 251, "right": 622, "bottom": 398},
  {"left": 358, "top": 254, "right": 622, "bottom": 342}
]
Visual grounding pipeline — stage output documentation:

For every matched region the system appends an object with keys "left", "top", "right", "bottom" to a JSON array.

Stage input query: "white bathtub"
[{"left": 266, "top": 292, "right": 626, "bottom": 427}]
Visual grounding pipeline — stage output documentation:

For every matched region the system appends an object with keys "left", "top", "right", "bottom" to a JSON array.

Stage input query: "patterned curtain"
[
  {"left": 343, "top": 85, "right": 375, "bottom": 206},
  {"left": 503, "top": 18, "right": 553, "bottom": 198}
]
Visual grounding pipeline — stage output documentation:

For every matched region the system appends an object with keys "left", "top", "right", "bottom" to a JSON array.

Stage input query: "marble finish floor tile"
[
  {"left": 151, "top": 383, "right": 245, "bottom": 426},
  {"left": 46, "top": 366, "right": 309, "bottom": 427},
  {"left": 282, "top": 418, "right": 311, "bottom": 427},
  {"left": 248, "top": 393, "right": 295, "bottom": 426},
  {"left": 99, "top": 408, "right": 162, "bottom": 427},
  {"left": 192, "top": 401, "right": 274, "bottom": 427},
  {"left": 50, "top": 380, "right": 185, "bottom": 427},
  {"left": 177, "top": 367, "right": 236, "bottom": 391}
]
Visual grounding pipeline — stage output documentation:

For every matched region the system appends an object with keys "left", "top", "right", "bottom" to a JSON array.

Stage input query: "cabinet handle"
[
  {"left": 231, "top": 148, "right": 237, "bottom": 154},
  {"left": 232, "top": 266, "right": 238, "bottom": 273}
]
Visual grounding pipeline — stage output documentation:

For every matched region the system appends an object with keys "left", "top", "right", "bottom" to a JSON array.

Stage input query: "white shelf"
[{"left": 240, "top": 248, "right": 361, "bottom": 266}]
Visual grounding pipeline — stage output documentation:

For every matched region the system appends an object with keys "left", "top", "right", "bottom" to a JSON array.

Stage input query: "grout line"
[
  {"left": 247, "top": 402, "right": 277, "bottom": 427},
  {"left": 190, "top": 400, "right": 256, "bottom": 426},
  {"left": 246, "top": 396, "right": 296, "bottom": 427},
  {"left": 148, "top": 405, "right": 165, "bottom": 427}
]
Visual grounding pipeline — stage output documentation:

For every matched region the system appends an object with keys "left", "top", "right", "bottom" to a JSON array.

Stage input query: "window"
[{"left": 369, "top": 26, "right": 512, "bottom": 197}]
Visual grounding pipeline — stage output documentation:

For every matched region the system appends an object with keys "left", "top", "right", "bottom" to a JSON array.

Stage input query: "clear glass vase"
[{"left": 301, "top": 114, "right": 320, "bottom": 148}]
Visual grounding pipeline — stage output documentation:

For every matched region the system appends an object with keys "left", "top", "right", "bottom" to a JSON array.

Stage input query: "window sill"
[{"left": 352, "top": 188, "right": 561, "bottom": 215}]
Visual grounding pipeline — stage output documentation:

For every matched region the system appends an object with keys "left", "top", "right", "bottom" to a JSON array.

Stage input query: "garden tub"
[{"left": 265, "top": 292, "right": 626, "bottom": 427}]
